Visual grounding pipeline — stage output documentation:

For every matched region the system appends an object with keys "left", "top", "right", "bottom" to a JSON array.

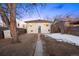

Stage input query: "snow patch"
[{"left": 44, "top": 33, "right": 79, "bottom": 46}]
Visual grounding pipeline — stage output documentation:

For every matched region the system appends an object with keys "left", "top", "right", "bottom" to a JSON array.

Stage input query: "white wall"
[
  {"left": 16, "top": 20, "right": 26, "bottom": 29},
  {"left": 27, "top": 23, "right": 52, "bottom": 33},
  {"left": 41, "top": 23, "right": 51, "bottom": 33},
  {"left": 3, "top": 19, "right": 27, "bottom": 39},
  {"left": 4, "top": 30, "right": 12, "bottom": 39},
  {"left": 0, "top": 18, "right": 27, "bottom": 29},
  {"left": 27, "top": 23, "right": 38, "bottom": 33}
]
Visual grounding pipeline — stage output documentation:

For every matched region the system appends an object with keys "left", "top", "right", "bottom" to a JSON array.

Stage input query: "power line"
[{"left": 35, "top": 6, "right": 41, "bottom": 19}]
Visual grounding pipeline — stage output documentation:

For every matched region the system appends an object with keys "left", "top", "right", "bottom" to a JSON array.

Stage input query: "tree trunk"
[{"left": 8, "top": 3, "right": 20, "bottom": 43}]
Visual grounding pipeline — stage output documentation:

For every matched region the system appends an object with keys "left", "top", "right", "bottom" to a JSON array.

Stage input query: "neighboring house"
[
  {"left": 51, "top": 18, "right": 79, "bottom": 36},
  {"left": 16, "top": 20, "right": 27, "bottom": 34},
  {"left": 63, "top": 17, "right": 79, "bottom": 27},
  {"left": 25, "top": 19, "right": 53, "bottom": 33},
  {"left": 68, "top": 20, "right": 79, "bottom": 27},
  {"left": 0, "top": 19, "right": 27, "bottom": 39},
  {"left": 66, "top": 20, "right": 79, "bottom": 36},
  {"left": 16, "top": 20, "right": 26, "bottom": 29}
]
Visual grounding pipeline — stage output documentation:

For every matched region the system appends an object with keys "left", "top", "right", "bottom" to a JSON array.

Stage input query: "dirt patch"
[
  {"left": 0, "top": 34, "right": 37, "bottom": 56},
  {"left": 41, "top": 34, "right": 79, "bottom": 56}
]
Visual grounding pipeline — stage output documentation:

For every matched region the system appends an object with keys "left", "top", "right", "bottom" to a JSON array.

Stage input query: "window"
[
  {"left": 31, "top": 30, "right": 33, "bottom": 32},
  {"left": 30, "top": 25, "right": 32, "bottom": 27},
  {"left": 46, "top": 24, "right": 48, "bottom": 27},
  {"left": 18, "top": 23, "right": 19, "bottom": 26},
  {"left": 23, "top": 25, "right": 25, "bottom": 28},
  {"left": 48, "top": 29, "right": 50, "bottom": 32}
]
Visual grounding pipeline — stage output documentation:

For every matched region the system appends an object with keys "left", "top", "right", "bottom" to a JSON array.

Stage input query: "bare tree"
[
  {"left": 0, "top": 4, "right": 10, "bottom": 29},
  {"left": 8, "top": 3, "right": 20, "bottom": 43},
  {"left": 0, "top": 3, "right": 46, "bottom": 43}
]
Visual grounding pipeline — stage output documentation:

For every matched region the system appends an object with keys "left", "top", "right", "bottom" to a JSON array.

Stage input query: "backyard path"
[{"left": 34, "top": 34, "right": 44, "bottom": 56}]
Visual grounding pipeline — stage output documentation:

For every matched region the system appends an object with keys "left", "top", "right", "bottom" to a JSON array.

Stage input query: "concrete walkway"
[{"left": 34, "top": 34, "right": 43, "bottom": 56}]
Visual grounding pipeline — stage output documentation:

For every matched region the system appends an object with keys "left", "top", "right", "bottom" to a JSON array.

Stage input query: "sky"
[
  {"left": 20, "top": 3, "right": 79, "bottom": 21},
  {"left": 0, "top": 3, "right": 79, "bottom": 22}
]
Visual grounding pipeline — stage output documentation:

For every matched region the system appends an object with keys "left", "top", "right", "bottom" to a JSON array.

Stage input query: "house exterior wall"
[
  {"left": 3, "top": 20, "right": 27, "bottom": 39},
  {"left": 27, "top": 22, "right": 52, "bottom": 33},
  {"left": 16, "top": 20, "right": 26, "bottom": 29}
]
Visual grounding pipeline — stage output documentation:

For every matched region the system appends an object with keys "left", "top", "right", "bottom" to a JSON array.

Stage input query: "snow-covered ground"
[{"left": 44, "top": 33, "right": 79, "bottom": 46}]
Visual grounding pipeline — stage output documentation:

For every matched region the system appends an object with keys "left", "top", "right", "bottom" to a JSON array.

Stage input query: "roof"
[
  {"left": 70, "top": 21, "right": 79, "bottom": 24},
  {"left": 25, "top": 19, "right": 53, "bottom": 23}
]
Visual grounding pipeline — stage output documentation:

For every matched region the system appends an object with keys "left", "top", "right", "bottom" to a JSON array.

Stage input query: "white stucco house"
[{"left": 25, "top": 19, "right": 53, "bottom": 33}]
